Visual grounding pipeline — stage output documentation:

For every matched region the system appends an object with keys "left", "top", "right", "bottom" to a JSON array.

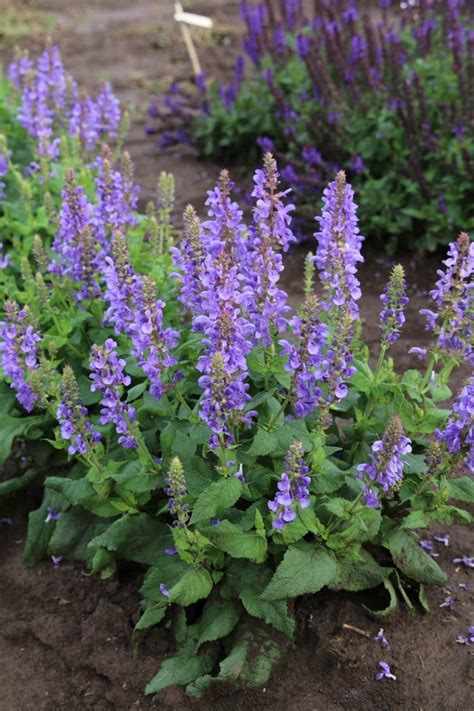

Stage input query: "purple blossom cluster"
[
  {"left": 436, "top": 376, "right": 474, "bottom": 474},
  {"left": 243, "top": 153, "right": 294, "bottom": 345},
  {"left": 357, "top": 416, "right": 412, "bottom": 509},
  {"left": 8, "top": 47, "right": 121, "bottom": 159},
  {"left": 189, "top": 172, "right": 256, "bottom": 446},
  {"left": 51, "top": 168, "right": 102, "bottom": 300},
  {"left": 0, "top": 301, "right": 41, "bottom": 411},
  {"left": 0, "top": 149, "right": 9, "bottom": 200},
  {"left": 89, "top": 339, "right": 138, "bottom": 449},
  {"left": 268, "top": 441, "right": 311, "bottom": 529},
  {"left": 94, "top": 149, "right": 139, "bottom": 239},
  {"left": 416, "top": 233, "right": 474, "bottom": 364},
  {"left": 103, "top": 234, "right": 178, "bottom": 400},
  {"left": 280, "top": 295, "right": 330, "bottom": 417},
  {"left": 57, "top": 365, "right": 101, "bottom": 456},
  {"left": 314, "top": 171, "right": 364, "bottom": 318},
  {"left": 379, "top": 265, "right": 409, "bottom": 346}
]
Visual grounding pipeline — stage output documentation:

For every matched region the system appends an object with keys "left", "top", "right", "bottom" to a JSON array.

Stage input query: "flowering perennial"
[
  {"left": 357, "top": 416, "right": 412, "bottom": 509},
  {"left": 57, "top": 365, "right": 101, "bottom": 456},
  {"left": 89, "top": 339, "right": 138, "bottom": 449},
  {"left": 268, "top": 441, "right": 311, "bottom": 529},
  {"left": 314, "top": 171, "right": 364, "bottom": 318},
  {"left": 0, "top": 301, "right": 41, "bottom": 411},
  {"left": 379, "top": 265, "right": 409, "bottom": 347}
]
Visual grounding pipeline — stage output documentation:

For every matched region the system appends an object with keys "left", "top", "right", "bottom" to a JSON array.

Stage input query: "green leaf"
[
  {"left": 87, "top": 514, "right": 173, "bottom": 566},
  {"left": 241, "top": 591, "right": 295, "bottom": 638},
  {"left": 0, "top": 468, "right": 38, "bottom": 497},
  {"left": 447, "top": 477, "right": 474, "bottom": 503},
  {"left": 140, "top": 559, "right": 190, "bottom": 603},
  {"left": 203, "top": 520, "right": 267, "bottom": 562},
  {"left": 419, "top": 584, "right": 430, "bottom": 613},
  {"left": 135, "top": 605, "right": 166, "bottom": 630},
  {"left": 45, "top": 476, "right": 119, "bottom": 517},
  {"left": 170, "top": 567, "right": 214, "bottom": 606},
  {"left": 401, "top": 510, "right": 428, "bottom": 529},
  {"left": 49, "top": 508, "right": 107, "bottom": 562},
  {"left": 0, "top": 411, "right": 41, "bottom": 464},
  {"left": 387, "top": 530, "right": 447, "bottom": 585},
  {"left": 190, "top": 477, "right": 242, "bottom": 525},
  {"left": 363, "top": 578, "right": 398, "bottom": 618},
  {"left": 430, "top": 505, "right": 471, "bottom": 525},
  {"left": 327, "top": 508, "right": 382, "bottom": 549},
  {"left": 403, "top": 453, "right": 427, "bottom": 475},
  {"left": 145, "top": 642, "right": 219, "bottom": 695},
  {"left": 330, "top": 550, "right": 392, "bottom": 591},
  {"left": 246, "top": 428, "right": 278, "bottom": 457},
  {"left": 261, "top": 543, "right": 337, "bottom": 600},
  {"left": 23, "top": 490, "right": 66, "bottom": 567},
  {"left": 197, "top": 599, "right": 240, "bottom": 647}
]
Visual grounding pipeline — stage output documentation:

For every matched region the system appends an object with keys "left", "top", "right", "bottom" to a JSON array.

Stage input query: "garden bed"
[{"left": 1, "top": 492, "right": 472, "bottom": 710}]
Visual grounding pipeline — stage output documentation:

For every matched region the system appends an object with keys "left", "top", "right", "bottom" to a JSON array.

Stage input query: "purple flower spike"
[
  {"left": 45, "top": 506, "right": 61, "bottom": 523},
  {"left": 160, "top": 583, "right": 170, "bottom": 599},
  {"left": 280, "top": 294, "right": 330, "bottom": 418},
  {"left": 89, "top": 338, "right": 138, "bottom": 449},
  {"left": 379, "top": 265, "right": 409, "bottom": 346},
  {"left": 418, "top": 233, "right": 473, "bottom": 365},
  {"left": 57, "top": 365, "right": 101, "bottom": 456},
  {"left": 357, "top": 416, "right": 411, "bottom": 507},
  {"left": 164, "top": 547, "right": 177, "bottom": 556},
  {"left": 436, "top": 376, "right": 474, "bottom": 474},
  {"left": 0, "top": 301, "right": 41, "bottom": 412},
  {"left": 243, "top": 153, "right": 294, "bottom": 346},
  {"left": 374, "top": 628, "right": 390, "bottom": 649},
  {"left": 376, "top": 661, "right": 396, "bottom": 681},
  {"left": 268, "top": 441, "right": 311, "bottom": 530},
  {"left": 314, "top": 170, "right": 364, "bottom": 319}
]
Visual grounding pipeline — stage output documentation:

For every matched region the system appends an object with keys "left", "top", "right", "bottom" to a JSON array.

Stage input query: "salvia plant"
[
  {"left": 149, "top": 0, "right": 474, "bottom": 252},
  {"left": 0, "top": 49, "right": 473, "bottom": 698}
]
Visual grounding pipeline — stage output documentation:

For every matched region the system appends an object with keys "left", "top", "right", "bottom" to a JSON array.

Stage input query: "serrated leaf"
[
  {"left": 135, "top": 605, "right": 167, "bottom": 630},
  {"left": 330, "top": 550, "right": 392, "bottom": 591},
  {"left": 203, "top": 520, "right": 267, "bottom": 562},
  {"left": 169, "top": 566, "right": 214, "bottom": 606},
  {"left": 0, "top": 468, "right": 38, "bottom": 497},
  {"left": 241, "top": 591, "right": 295, "bottom": 638},
  {"left": 88, "top": 514, "right": 173, "bottom": 566},
  {"left": 327, "top": 508, "right": 381, "bottom": 548},
  {"left": 261, "top": 543, "right": 336, "bottom": 600},
  {"left": 0, "top": 411, "right": 41, "bottom": 464},
  {"left": 145, "top": 642, "right": 219, "bottom": 695},
  {"left": 401, "top": 510, "right": 428, "bottom": 529},
  {"left": 49, "top": 508, "right": 107, "bottom": 562},
  {"left": 387, "top": 530, "right": 447, "bottom": 585},
  {"left": 197, "top": 599, "right": 240, "bottom": 647},
  {"left": 447, "top": 477, "right": 474, "bottom": 503},
  {"left": 23, "top": 490, "right": 66, "bottom": 567},
  {"left": 190, "top": 477, "right": 242, "bottom": 524},
  {"left": 246, "top": 428, "right": 278, "bottom": 457}
]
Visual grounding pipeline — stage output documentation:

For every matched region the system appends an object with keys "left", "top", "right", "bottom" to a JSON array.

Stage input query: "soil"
[{"left": 0, "top": 1, "right": 472, "bottom": 710}]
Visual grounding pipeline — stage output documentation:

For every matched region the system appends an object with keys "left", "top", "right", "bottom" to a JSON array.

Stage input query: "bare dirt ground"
[{"left": 0, "top": 2, "right": 472, "bottom": 710}]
